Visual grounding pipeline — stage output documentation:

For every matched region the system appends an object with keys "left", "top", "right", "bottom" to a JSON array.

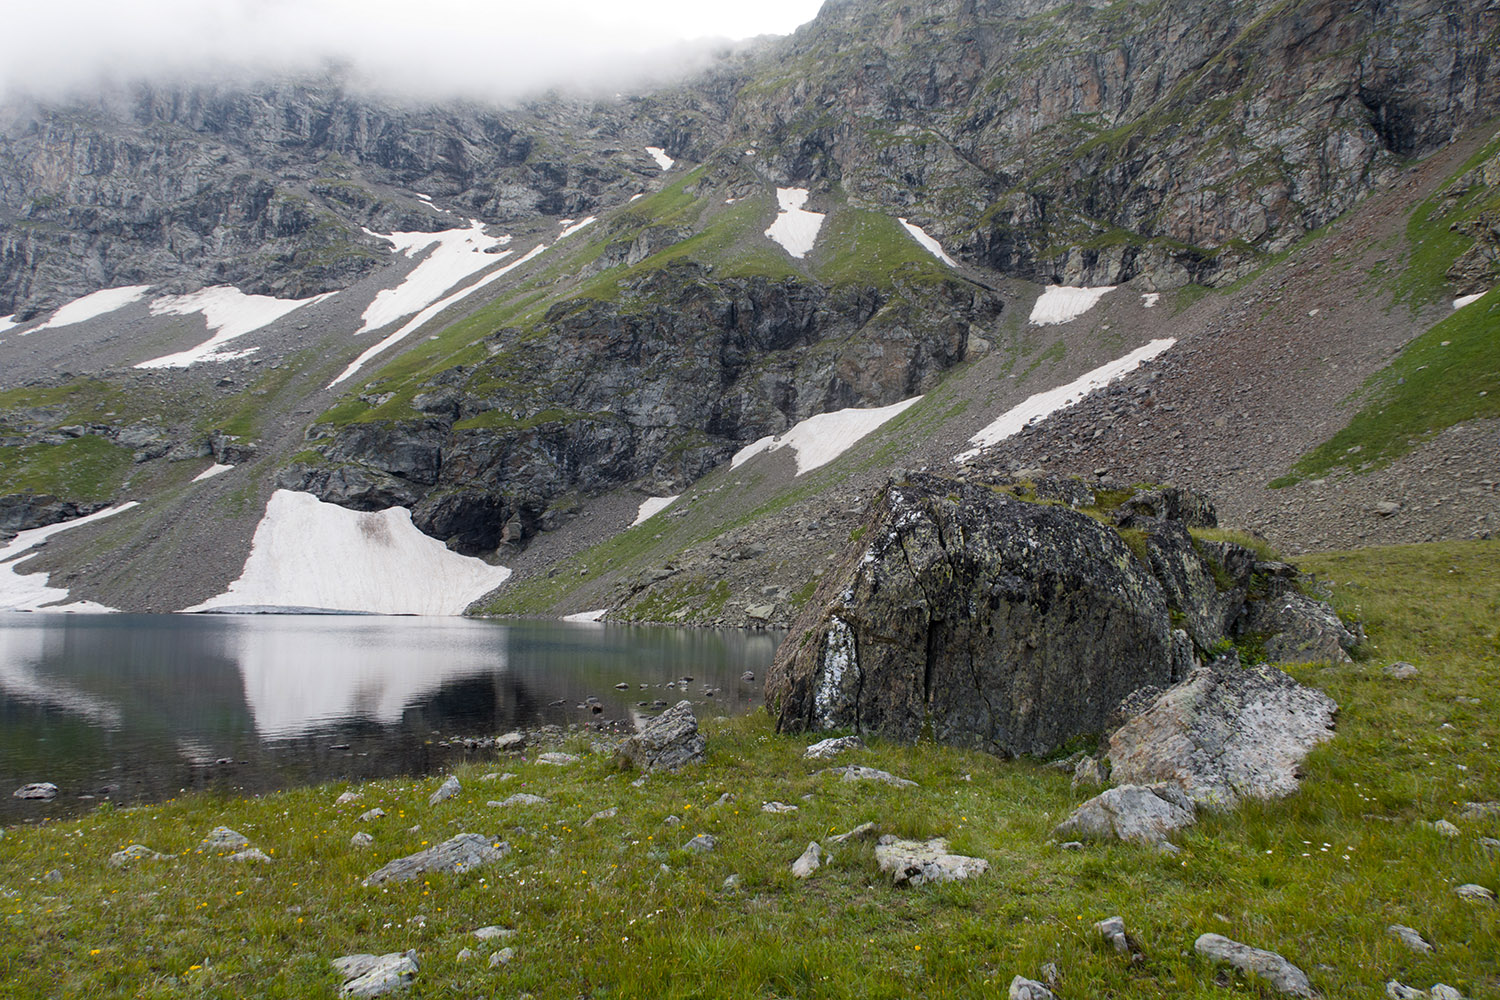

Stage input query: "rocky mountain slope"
[{"left": 0, "top": 0, "right": 1496, "bottom": 618}]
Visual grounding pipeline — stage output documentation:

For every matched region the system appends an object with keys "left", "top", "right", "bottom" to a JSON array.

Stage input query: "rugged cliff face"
[{"left": 735, "top": 0, "right": 1500, "bottom": 286}]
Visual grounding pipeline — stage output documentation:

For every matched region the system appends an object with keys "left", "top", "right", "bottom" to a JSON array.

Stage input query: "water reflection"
[{"left": 0, "top": 613, "right": 779, "bottom": 820}]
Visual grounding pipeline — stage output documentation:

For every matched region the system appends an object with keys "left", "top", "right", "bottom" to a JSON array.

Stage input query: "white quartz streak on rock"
[
  {"left": 183, "top": 490, "right": 511, "bottom": 615},
  {"left": 954, "top": 339, "right": 1175, "bottom": 462},
  {"left": 731, "top": 397, "right": 922, "bottom": 475},
  {"left": 0, "top": 503, "right": 140, "bottom": 612},
  {"left": 1029, "top": 284, "right": 1116, "bottom": 326},
  {"left": 136, "top": 286, "right": 334, "bottom": 368},
  {"left": 764, "top": 188, "right": 825, "bottom": 259},
  {"left": 897, "top": 218, "right": 957, "bottom": 266},
  {"left": 26, "top": 285, "right": 152, "bottom": 333},
  {"left": 358, "top": 221, "right": 511, "bottom": 333}
]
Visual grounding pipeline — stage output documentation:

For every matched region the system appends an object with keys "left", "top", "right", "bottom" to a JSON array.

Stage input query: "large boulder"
[
  {"left": 615, "top": 700, "right": 706, "bottom": 772},
  {"left": 767, "top": 475, "right": 1175, "bottom": 755},
  {"left": 1107, "top": 658, "right": 1338, "bottom": 809},
  {"left": 1238, "top": 591, "right": 1359, "bottom": 664}
]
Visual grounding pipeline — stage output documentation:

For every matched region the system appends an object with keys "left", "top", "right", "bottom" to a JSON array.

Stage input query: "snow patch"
[
  {"left": 558, "top": 216, "right": 597, "bottom": 240},
  {"left": 1453, "top": 291, "right": 1488, "bottom": 309},
  {"left": 631, "top": 495, "right": 679, "bottom": 527},
  {"left": 562, "top": 609, "right": 607, "bottom": 624},
  {"left": 898, "top": 218, "right": 957, "bottom": 266},
  {"left": 629, "top": 193, "right": 645, "bottom": 202},
  {"left": 135, "top": 287, "right": 334, "bottom": 368},
  {"left": 27, "top": 285, "right": 151, "bottom": 333},
  {"left": 645, "top": 146, "right": 675, "bottom": 170},
  {"left": 184, "top": 490, "right": 511, "bottom": 616},
  {"left": 415, "top": 193, "right": 432, "bottom": 202},
  {"left": 0, "top": 315, "right": 17, "bottom": 334},
  {"left": 330, "top": 243, "right": 547, "bottom": 388},
  {"left": 192, "top": 463, "right": 234, "bottom": 482},
  {"left": 1141, "top": 292, "right": 1161, "bottom": 308},
  {"left": 955, "top": 338, "right": 1176, "bottom": 463},
  {"left": 358, "top": 221, "right": 510, "bottom": 334},
  {"left": 765, "top": 188, "right": 825, "bottom": 259},
  {"left": 1029, "top": 284, "right": 1117, "bottom": 326},
  {"left": 731, "top": 397, "right": 922, "bottom": 476},
  {"left": 0, "top": 503, "right": 139, "bottom": 612}
]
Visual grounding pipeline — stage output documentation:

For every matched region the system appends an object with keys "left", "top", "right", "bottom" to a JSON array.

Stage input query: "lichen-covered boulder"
[{"left": 767, "top": 475, "right": 1175, "bottom": 755}]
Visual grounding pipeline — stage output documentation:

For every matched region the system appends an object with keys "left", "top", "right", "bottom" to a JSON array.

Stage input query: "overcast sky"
[{"left": 0, "top": 0, "right": 828, "bottom": 101}]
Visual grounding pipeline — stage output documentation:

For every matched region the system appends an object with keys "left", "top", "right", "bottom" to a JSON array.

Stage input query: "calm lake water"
[{"left": 0, "top": 613, "right": 780, "bottom": 822}]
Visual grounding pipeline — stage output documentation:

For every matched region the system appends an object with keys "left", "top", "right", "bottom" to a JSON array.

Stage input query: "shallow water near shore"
[{"left": 0, "top": 613, "right": 779, "bottom": 822}]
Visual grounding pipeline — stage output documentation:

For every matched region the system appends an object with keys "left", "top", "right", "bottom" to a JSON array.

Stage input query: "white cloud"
[{"left": 0, "top": 0, "right": 827, "bottom": 102}]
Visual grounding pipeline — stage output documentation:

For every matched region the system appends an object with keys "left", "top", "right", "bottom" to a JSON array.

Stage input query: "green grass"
[
  {"left": 3, "top": 541, "right": 1496, "bottom": 998},
  {"left": 0, "top": 436, "right": 134, "bottom": 501},
  {"left": 1391, "top": 132, "right": 1500, "bottom": 310},
  {"left": 1271, "top": 288, "right": 1500, "bottom": 486}
]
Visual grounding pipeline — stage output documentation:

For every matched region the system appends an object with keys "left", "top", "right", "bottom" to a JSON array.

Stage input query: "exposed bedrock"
[
  {"left": 286, "top": 269, "right": 1000, "bottom": 554},
  {"left": 766, "top": 474, "right": 1357, "bottom": 755}
]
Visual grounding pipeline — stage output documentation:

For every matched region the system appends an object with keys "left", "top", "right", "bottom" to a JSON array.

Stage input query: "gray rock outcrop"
[
  {"left": 1194, "top": 933, "right": 1311, "bottom": 997},
  {"left": 615, "top": 701, "right": 706, "bottom": 772},
  {"left": 873, "top": 836, "right": 989, "bottom": 886},
  {"left": 362, "top": 833, "right": 508, "bottom": 887},
  {"left": 1052, "top": 784, "right": 1197, "bottom": 845},
  {"left": 334, "top": 951, "right": 418, "bottom": 998},
  {"left": 1107, "top": 659, "right": 1338, "bottom": 809}
]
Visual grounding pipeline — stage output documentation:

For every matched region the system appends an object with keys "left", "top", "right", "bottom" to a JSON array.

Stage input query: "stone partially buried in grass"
[
  {"left": 873, "top": 836, "right": 989, "bottom": 886},
  {"left": 199, "top": 826, "right": 250, "bottom": 852},
  {"left": 1052, "top": 784, "right": 1196, "bottom": 845},
  {"left": 334, "top": 950, "right": 418, "bottom": 997},
  {"left": 108, "top": 844, "right": 167, "bottom": 866},
  {"left": 1194, "top": 933, "right": 1311, "bottom": 997},
  {"left": 362, "top": 833, "right": 509, "bottom": 886}
]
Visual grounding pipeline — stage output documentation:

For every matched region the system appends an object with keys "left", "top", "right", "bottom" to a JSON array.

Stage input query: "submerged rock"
[
  {"left": 615, "top": 701, "right": 706, "bottom": 772},
  {"left": 1107, "top": 659, "right": 1337, "bottom": 809},
  {"left": 362, "top": 833, "right": 508, "bottom": 886}
]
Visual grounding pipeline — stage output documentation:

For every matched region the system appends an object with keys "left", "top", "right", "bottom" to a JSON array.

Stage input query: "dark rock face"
[
  {"left": 291, "top": 267, "right": 999, "bottom": 553},
  {"left": 768, "top": 475, "right": 1176, "bottom": 755},
  {"left": 768, "top": 475, "right": 1357, "bottom": 755},
  {"left": 0, "top": 494, "right": 110, "bottom": 536}
]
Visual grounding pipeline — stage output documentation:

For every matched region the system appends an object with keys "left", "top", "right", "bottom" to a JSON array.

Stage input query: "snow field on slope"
[
  {"left": 0, "top": 315, "right": 17, "bottom": 334},
  {"left": 26, "top": 285, "right": 152, "bottom": 333},
  {"left": 631, "top": 495, "right": 679, "bottom": 527},
  {"left": 0, "top": 503, "right": 140, "bottom": 612},
  {"left": 954, "top": 338, "right": 1177, "bottom": 463},
  {"left": 562, "top": 609, "right": 607, "bottom": 623},
  {"left": 330, "top": 243, "right": 547, "bottom": 388},
  {"left": 558, "top": 217, "right": 597, "bottom": 239},
  {"left": 731, "top": 397, "right": 924, "bottom": 476},
  {"left": 1029, "top": 284, "right": 1117, "bottom": 326},
  {"left": 192, "top": 463, "right": 234, "bottom": 482},
  {"left": 135, "top": 287, "right": 334, "bottom": 368},
  {"left": 765, "top": 188, "right": 825, "bottom": 259},
  {"left": 898, "top": 219, "right": 957, "bottom": 266},
  {"left": 645, "top": 146, "right": 675, "bottom": 170},
  {"left": 184, "top": 490, "right": 512, "bottom": 615},
  {"left": 1453, "top": 290, "right": 1490, "bottom": 309},
  {"left": 358, "top": 221, "right": 511, "bottom": 333}
]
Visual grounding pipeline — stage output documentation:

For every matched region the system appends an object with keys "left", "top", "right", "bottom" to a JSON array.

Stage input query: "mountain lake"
[{"left": 0, "top": 613, "right": 780, "bottom": 821}]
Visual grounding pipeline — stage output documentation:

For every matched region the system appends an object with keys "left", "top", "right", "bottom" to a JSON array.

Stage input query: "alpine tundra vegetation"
[{"left": 0, "top": 0, "right": 1498, "bottom": 996}]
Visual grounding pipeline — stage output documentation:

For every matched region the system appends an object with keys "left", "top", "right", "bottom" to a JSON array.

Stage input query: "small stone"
[
  {"left": 586, "top": 808, "right": 618, "bottom": 825},
  {"left": 1479, "top": 837, "right": 1500, "bottom": 854},
  {"left": 1384, "top": 662, "right": 1420, "bottom": 679},
  {"left": 722, "top": 874, "right": 743, "bottom": 890},
  {"left": 761, "top": 801, "right": 798, "bottom": 814},
  {"left": 335, "top": 791, "right": 362, "bottom": 806},
  {"left": 685, "top": 833, "right": 716, "bottom": 853},
  {"left": 228, "top": 848, "right": 272, "bottom": 863},
  {"left": 456, "top": 948, "right": 473, "bottom": 963},
  {"left": 1009, "top": 975, "right": 1056, "bottom": 1000},
  {"left": 829, "top": 822, "right": 878, "bottom": 844},
  {"left": 816, "top": 765, "right": 917, "bottom": 788},
  {"left": 1455, "top": 883, "right": 1495, "bottom": 903},
  {"left": 109, "top": 844, "right": 167, "bottom": 866},
  {"left": 428, "top": 776, "right": 461, "bottom": 805},
  {"left": 1459, "top": 801, "right": 1499, "bottom": 820},
  {"left": 351, "top": 832, "right": 375, "bottom": 848},
  {"left": 1194, "top": 933, "right": 1311, "bottom": 997},
  {"left": 362, "top": 833, "right": 509, "bottom": 886},
  {"left": 1095, "top": 915, "right": 1131, "bottom": 955},
  {"left": 496, "top": 732, "right": 525, "bottom": 751},
  {"left": 1053, "top": 784, "right": 1196, "bottom": 845},
  {"left": 200, "top": 826, "right": 250, "bottom": 852},
  {"left": 662, "top": 815, "right": 681, "bottom": 826},
  {"left": 792, "top": 842, "right": 822, "bottom": 879},
  {"left": 1071, "top": 755, "right": 1107, "bottom": 789},
  {"left": 360, "top": 808, "right": 387, "bottom": 822},
  {"left": 1430, "top": 985, "right": 1465, "bottom": 1000},
  {"left": 473, "top": 926, "right": 516, "bottom": 941},
  {"left": 537, "top": 752, "right": 579, "bottom": 766},
  {"left": 615, "top": 682, "right": 630, "bottom": 689},
  {"left": 1386, "top": 983, "right": 1427, "bottom": 1000},
  {"left": 490, "top": 793, "right": 547, "bottom": 808},
  {"left": 741, "top": 671, "right": 755, "bottom": 683},
  {"left": 714, "top": 792, "right": 735, "bottom": 806},
  {"left": 1059, "top": 841, "right": 1085, "bottom": 851},
  {"left": 803, "top": 736, "right": 865, "bottom": 760},
  {"left": 1430, "top": 819, "right": 1460, "bottom": 837},
  {"left": 489, "top": 947, "right": 514, "bottom": 968},
  {"left": 1373, "top": 500, "right": 1402, "bottom": 517},
  {"left": 334, "top": 951, "right": 418, "bottom": 997},
  {"left": 11, "top": 783, "right": 58, "bottom": 800},
  {"left": 1387, "top": 925, "right": 1432, "bottom": 953},
  {"left": 874, "top": 836, "right": 988, "bottom": 886}
]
